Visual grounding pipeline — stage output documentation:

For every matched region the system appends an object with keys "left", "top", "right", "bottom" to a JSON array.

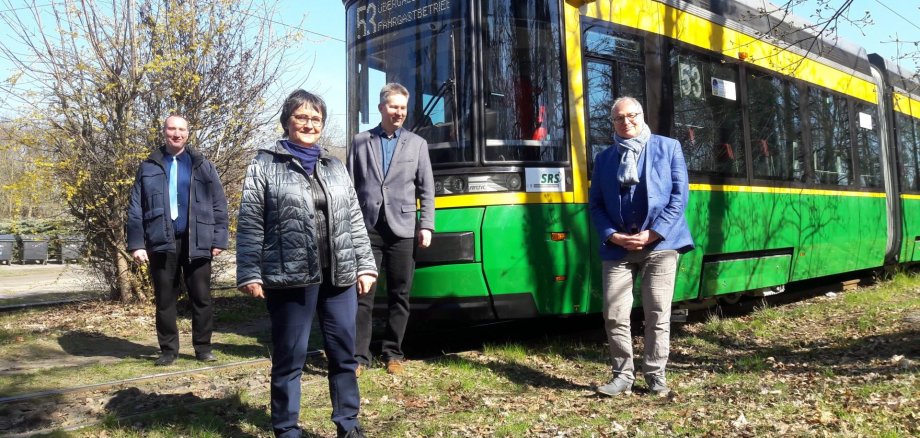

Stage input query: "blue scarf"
[
  {"left": 283, "top": 140, "right": 322, "bottom": 175},
  {"left": 614, "top": 125, "right": 651, "bottom": 186}
]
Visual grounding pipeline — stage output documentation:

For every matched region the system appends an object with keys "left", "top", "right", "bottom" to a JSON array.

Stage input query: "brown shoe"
[
  {"left": 385, "top": 359, "right": 404, "bottom": 375},
  {"left": 355, "top": 364, "right": 364, "bottom": 377}
]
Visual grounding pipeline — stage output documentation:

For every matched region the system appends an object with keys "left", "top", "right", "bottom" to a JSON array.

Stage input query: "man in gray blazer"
[{"left": 347, "top": 83, "right": 435, "bottom": 375}]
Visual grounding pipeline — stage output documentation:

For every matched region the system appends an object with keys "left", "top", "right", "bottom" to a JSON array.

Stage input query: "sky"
[{"left": 1, "top": 0, "right": 917, "bottom": 130}]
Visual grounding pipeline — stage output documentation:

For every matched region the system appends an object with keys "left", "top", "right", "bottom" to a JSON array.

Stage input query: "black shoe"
[
  {"left": 154, "top": 353, "right": 177, "bottom": 366},
  {"left": 195, "top": 351, "right": 217, "bottom": 362},
  {"left": 338, "top": 426, "right": 366, "bottom": 438}
]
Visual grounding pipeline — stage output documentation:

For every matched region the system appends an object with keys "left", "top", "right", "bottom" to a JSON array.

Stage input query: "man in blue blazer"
[
  {"left": 347, "top": 83, "right": 435, "bottom": 375},
  {"left": 588, "top": 97, "right": 694, "bottom": 396}
]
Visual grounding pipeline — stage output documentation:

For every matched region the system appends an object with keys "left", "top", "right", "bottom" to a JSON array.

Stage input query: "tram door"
[{"left": 582, "top": 27, "right": 647, "bottom": 303}]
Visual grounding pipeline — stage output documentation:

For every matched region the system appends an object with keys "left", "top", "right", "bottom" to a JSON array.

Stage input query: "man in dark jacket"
[{"left": 127, "top": 115, "right": 229, "bottom": 366}]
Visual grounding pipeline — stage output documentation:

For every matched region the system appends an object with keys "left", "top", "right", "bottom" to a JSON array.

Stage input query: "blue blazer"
[{"left": 588, "top": 134, "right": 695, "bottom": 260}]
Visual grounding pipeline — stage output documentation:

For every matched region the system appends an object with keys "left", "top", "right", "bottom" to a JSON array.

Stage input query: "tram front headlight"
[{"left": 434, "top": 172, "right": 523, "bottom": 195}]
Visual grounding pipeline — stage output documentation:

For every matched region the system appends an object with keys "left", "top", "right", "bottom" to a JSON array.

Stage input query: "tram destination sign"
[{"left": 355, "top": 0, "right": 453, "bottom": 40}]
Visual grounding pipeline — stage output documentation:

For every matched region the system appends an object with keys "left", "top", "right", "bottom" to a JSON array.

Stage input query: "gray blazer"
[{"left": 347, "top": 126, "right": 435, "bottom": 238}]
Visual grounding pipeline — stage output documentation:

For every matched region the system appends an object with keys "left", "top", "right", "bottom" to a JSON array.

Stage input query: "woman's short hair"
[
  {"left": 379, "top": 83, "right": 409, "bottom": 105},
  {"left": 280, "top": 89, "right": 327, "bottom": 136}
]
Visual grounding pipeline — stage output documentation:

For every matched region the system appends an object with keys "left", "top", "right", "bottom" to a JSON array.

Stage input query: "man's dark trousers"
[
  {"left": 355, "top": 221, "right": 415, "bottom": 364},
  {"left": 149, "top": 233, "right": 213, "bottom": 356}
]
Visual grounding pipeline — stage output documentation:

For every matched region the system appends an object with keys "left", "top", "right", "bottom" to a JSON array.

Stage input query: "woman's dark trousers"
[{"left": 265, "top": 280, "right": 360, "bottom": 438}]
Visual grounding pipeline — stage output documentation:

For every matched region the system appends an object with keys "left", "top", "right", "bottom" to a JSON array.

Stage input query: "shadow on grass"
[
  {"left": 214, "top": 341, "right": 273, "bottom": 360},
  {"left": 672, "top": 325, "right": 920, "bottom": 376},
  {"left": 58, "top": 331, "right": 158, "bottom": 359},
  {"left": 17, "top": 388, "right": 278, "bottom": 438},
  {"left": 432, "top": 353, "right": 594, "bottom": 391},
  {"left": 57, "top": 329, "right": 270, "bottom": 363},
  {"left": 102, "top": 387, "right": 272, "bottom": 437}
]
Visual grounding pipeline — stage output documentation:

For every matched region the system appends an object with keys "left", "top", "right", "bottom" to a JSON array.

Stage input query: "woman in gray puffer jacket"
[{"left": 237, "top": 90, "right": 376, "bottom": 438}]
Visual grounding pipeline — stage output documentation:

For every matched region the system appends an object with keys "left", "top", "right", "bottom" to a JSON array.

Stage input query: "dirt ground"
[{"left": 0, "top": 253, "right": 236, "bottom": 302}]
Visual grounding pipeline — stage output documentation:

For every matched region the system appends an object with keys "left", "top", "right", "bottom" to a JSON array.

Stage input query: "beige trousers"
[{"left": 602, "top": 249, "right": 679, "bottom": 380}]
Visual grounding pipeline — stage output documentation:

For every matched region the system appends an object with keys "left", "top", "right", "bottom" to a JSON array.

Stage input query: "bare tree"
[
  {"left": 741, "top": 0, "right": 917, "bottom": 78},
  {"left": 0, "top": 0, "right": 303, "bottom": 301}
]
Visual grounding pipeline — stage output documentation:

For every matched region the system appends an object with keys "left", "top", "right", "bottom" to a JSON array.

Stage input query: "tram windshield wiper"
[{"left": 412, "top": 31, "right": 460, "bottom": 145}]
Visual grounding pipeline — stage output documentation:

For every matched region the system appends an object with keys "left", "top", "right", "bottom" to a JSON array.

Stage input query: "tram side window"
[
  {"left": 747, "top": 72, "right": 804, "bottom": 182},
  {"left": 669, "top": 49, "right": 745, "bottom": 178},
  {"left": 807, "top": 87, "right": 853, "bottom": 186},
  {"left": 896, "top": 112, "right": 920, "bottom": 192},
  {"left": 853, "top": 103, "right": 882, "bottom": 188},
  {"left": 482, "top": 0, "right": 567, "bottom": 163},
  {"left": 583, "top": 29, "right": 646, "bottom": 172},
  {"left": 586, "top": 61, "right": 616, "bottom": 165}
]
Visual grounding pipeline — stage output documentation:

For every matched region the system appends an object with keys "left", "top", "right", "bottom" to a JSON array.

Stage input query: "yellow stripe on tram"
[
  {"left": 434, "top": 191, "right": 572, "bottom": 209},
  {"left": 893, "top": 92, "right": 920, "bottom": 118},
  {"left": 902, "top": 194, "right": 920, "bottom": 200},
  {"left": 690, "top": 183, "right": 886, "bottom": 198},
  {"left": 431, "top": 184, "right": 887, "bottom": 209}
]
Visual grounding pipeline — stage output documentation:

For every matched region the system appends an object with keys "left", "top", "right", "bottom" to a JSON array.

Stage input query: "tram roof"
[
  {"left": 668, "top": 0, "right": 872, "bottom": 77},
  {"left": 869, "top": 53, "right": 920, "bottom": 100}
]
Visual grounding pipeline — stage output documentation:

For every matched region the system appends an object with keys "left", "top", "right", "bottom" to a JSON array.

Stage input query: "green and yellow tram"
[{"left": 342, "top": 0, "right": 920, "bottom": 320}]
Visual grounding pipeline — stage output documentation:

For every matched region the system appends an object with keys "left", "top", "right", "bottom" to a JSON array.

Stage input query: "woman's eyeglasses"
[{"left": 291, "top": 115, "right": 323, "bottom": 127}]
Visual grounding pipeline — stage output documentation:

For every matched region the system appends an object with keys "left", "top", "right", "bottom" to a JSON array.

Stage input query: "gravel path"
[{"left": 0, "top": 264, "right": 102, "bottom": 299}]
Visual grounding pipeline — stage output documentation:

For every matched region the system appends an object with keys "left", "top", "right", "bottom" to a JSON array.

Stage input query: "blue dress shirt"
[
  {"left": 376, "top": 125, "right": 401, "bottom": 176},
  {"left": 165, "top": 151, "right": 192, "bottom": 235}
]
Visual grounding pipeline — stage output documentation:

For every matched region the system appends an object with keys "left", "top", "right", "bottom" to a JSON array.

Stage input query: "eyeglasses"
[
  {"left": 612, "top": 112, "right": 642, "bottom": 124},
  {"left": 291, "top": 115, "right": 323, "bottom": 127}
]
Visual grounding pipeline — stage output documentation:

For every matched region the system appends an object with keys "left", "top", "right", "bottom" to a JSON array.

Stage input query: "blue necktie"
[{"left": 169, "top": 155, "right": 178, "bottom": 220}]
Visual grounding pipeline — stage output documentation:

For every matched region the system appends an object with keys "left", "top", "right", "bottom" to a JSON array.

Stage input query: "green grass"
[{"left": 5, "top": 272, "right": 920, "bottom": 437}]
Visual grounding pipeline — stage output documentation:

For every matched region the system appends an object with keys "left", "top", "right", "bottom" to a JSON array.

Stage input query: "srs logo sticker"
[{"left": 525, "top": 168, "right": 565, "bottom": 192}]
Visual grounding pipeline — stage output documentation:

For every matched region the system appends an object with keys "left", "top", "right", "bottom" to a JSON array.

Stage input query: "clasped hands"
[{"left": 608, "top": 229, "right": 660, "bottom": 251}]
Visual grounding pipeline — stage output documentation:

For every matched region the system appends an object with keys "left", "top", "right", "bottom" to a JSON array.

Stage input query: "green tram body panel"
[
  {"left": 479, "top": 204, "right": 598, "bottom": 316},
  {"left": 685, "top": 190, "right": 887, "bottom": 282},
  {"left": 700, "top": 255, "right": 791, "bottom": 297},
  {"left": 409, "top": 189, "right": 888, "bottom": 318},
  {"left": 901, "top": 199, "right": 920, "bottom": 263}
]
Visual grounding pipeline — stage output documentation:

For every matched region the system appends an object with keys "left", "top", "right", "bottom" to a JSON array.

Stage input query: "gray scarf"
[{"left": 615, "top": 125, "right": 651, "bottom": 185}]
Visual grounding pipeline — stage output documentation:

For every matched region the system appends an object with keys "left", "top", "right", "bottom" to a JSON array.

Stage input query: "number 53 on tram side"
[{"left": 342, "top": 0, "right": 920, "bottom": 320}]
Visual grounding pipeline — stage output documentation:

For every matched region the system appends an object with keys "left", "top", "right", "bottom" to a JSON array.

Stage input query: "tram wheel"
[{"left": 718, "top": 293, "right": 742, "bottom": 305}]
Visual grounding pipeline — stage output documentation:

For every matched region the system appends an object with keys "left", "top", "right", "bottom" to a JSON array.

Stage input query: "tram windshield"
[
  {"left": 346, "top": 0, "right": 473, "bottom": 165},
  {"left": 345, "top": 0, "right": 567, "bottom": 167},
  {"left": 480, "top": 0, "right": 566, "bottom": 163}
]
